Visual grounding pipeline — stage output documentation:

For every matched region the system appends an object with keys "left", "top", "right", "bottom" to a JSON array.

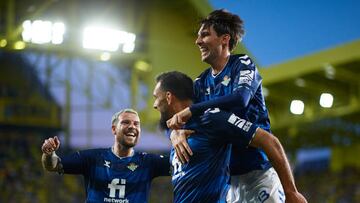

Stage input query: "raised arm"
[{"left": 41, "top": 136, "right": 61, "bottom": 172}]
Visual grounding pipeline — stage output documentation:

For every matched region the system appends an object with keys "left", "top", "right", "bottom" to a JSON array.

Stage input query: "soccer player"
[
  {"left": 41, "top": 109, "right": 169, "bottom": 203},
  {"left": 166, "top": 10, "right": 307, "bottom": 203},
  {"left": 153, "top": 71, "right": 296, "bottom": 203},
  {"left": 153, "top": 71, "right": 259, "bottom": 202}
]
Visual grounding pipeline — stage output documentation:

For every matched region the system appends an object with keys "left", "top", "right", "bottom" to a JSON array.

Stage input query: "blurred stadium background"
[{"left": 0, "top": 0, "right": 359, "bottom": 202}]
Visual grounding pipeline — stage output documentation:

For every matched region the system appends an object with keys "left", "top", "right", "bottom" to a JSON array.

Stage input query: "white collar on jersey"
[
  {"left": 211, "top": 55, "right": 230, "bottom": 78},
  {"left": 111, "top": 146, "right": 135, "bottom": 159}
]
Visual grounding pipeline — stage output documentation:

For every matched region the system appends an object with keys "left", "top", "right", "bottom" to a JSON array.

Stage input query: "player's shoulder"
[
  {"left": 78, "top": 148, "right": 109, "bottom": 157},
  {"left": 230, "top": 54, "right": 256, "bottom": 68},
  {"left": 194, "top": 67, "right": 212, "bottom": 82}
]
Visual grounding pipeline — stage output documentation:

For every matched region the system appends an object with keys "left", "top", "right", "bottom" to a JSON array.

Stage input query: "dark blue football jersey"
[
  {"left": 59, "top": 148, "right": 169, "bottom": 203},
  {"left": 169, "top": 109, "right": 258, "bottom": 203},
  {"left": 192, "top": 54, "right": 272, "bottom": 175}
]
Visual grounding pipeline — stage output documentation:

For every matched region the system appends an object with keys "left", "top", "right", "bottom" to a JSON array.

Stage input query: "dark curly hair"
[
  {"left": 155, "top": 71, "right": 194, "bottom": 101},
  {"left": 200, "top": 9, "right": 245, "bottom": 51}
]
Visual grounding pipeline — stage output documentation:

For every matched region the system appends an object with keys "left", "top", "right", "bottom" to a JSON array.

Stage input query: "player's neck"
[
  {"left": 172, "top": 100, "right": 192, "bottom": 114},
  {"left": 112, "top": 145, "right": 134, "bottom": 158},
  {"left": 211, "top": 53, "right": 230, "bottom": 75}
]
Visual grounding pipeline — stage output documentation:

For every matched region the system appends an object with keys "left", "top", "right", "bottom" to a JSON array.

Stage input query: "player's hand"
[
  {"left": 170, "top": 129, "right": 194, "bottom": 164},
  {"left": 285, "top": 191, "right": 308, "bottom": 203},
  {"left": 167, "top": 107, "right": 192, "bottom": 129},
  {"left": 41, "top": 136, "right": 61, "bottom": 155}
]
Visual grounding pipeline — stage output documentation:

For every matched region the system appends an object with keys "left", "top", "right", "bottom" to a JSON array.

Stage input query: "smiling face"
[
  {"left": 195, "top": 24, "right": 228, "bottom": 65},
  {"left": 112, "top": 112, "right": 141, "bottom": 148}
]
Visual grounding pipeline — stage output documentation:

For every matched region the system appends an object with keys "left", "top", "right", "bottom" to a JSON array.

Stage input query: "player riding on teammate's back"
[{"left": 166, "top": 9, "right": 307, "bottom": 203}]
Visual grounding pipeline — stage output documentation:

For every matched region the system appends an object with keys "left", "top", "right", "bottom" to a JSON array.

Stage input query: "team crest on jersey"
[
  {"left": 221, "top": 75, "right": 231, "bottom": 86},
  {"left": 127, "top": 162, "right": 138, "bottom": 171}
]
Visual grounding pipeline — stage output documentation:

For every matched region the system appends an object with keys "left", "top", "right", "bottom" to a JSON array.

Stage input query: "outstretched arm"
[
  {"left": 166, "top": 90, "right": 252, "bottom": 129},
  {"left": 167, "top": 58, "right": 261, "bottom": 130},
  {"left": 190, "top": 88, "right": 252, "bottom": 116},
  {"left": 250, "top": 129, "right": 307, "bottom": 203},
  {"left": 41, "top": 136, "right": 61, "bottom": 172}
]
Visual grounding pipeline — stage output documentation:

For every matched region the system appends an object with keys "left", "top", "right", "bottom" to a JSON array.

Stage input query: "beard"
[
  {"left": 122, "top": 140, "right": 136, "bottom": 148},
  {"left": 159, "top": 110, "right": 170, "bottom": 130},
  {"left": 115, "top": 128, "right": 139, "bottom": 148}
]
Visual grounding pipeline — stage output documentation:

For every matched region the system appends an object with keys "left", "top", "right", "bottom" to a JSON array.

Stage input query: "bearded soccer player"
[
  {"left": 41, "top": 109, "right": 169, "bottom": 203},
  {"left": 153, "top": 71, "right": 276, "bottom": 203}
]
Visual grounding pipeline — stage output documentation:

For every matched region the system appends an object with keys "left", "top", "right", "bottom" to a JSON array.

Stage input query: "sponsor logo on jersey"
[
  {"left": 127, "top": 162, "right": 138, "bottom": 171},
  {"left": 239, "top": 70, "right": 254, "bottom": 86},
  {"left": 221, "top": 75, "right": 231, "bottom": 86},
  {"left": 227, "top": 114, "right": 253, "bottom": 132},
  {"left": 104, "top": 160, "right": 111, "bottom": 168},
  {"left": 105, "top": 178, "right": 129, "bottom": 203}
]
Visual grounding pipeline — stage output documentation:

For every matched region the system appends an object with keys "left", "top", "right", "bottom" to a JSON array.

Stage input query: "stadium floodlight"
[
  {"left": 22, "top": 20, "right": 65, "bottom": 44},
  {"left": 13, "top": 41, "right": 26, "bottom": 50},
  {"left": 0, "top": 39, "right": 7, "bottom": 47},
  {"left": 319, "top": 93, "right": 333, "bottom": 108},
  {"left": 135, "top": 60, "right": 151, "bottom": 72},
  {"left": 52, "top": 22, "right": 65, "bottom": 44},
  {"left": 290, "top": 100, "right": 304, "bottom": 115},
  {"left": 82, "top": 26, "right": 136, "bottom": 52},
  {"left": 122, "top": 42, "right": 135, "bottom": 53}
]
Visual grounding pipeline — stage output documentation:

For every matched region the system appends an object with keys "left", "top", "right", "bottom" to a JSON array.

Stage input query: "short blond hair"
[{"left": 111, "top": 108, "right": 139, "bottom": 125}]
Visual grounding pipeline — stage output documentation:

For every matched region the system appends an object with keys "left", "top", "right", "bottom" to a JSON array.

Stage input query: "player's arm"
[
  {"left": 250, "top": 130, "right": 308, "bottom": 203},
  {"left": 171, "top": 109, "right": 258, "bottom": 164},
  {"left": 149, "top": 153, "right": 171, "bottom": 177},
  {"left": 166, "top": 90, "right": 253, "bottom": 129},
  {"left": 167, "top": 57, "right": 261, "bottom": 129},
  {"left": 199, "top": 108, "right": 258, "bottom": 146},
  {"left": 41, "top": 136, "right": 61, "bottom": 172},
  {"left": 41, "top": 136, "right": 87, "bottom": 174}
]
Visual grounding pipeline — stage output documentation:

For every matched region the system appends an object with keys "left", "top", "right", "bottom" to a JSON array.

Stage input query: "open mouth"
[
  {"left": 125, "top": 132, "right": 136, "bottom": 137},
  {"left": 199, "top": 46, "right": 208, "bottom": 53}
]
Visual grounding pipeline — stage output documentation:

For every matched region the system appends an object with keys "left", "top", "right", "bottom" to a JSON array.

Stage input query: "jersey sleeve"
[
  {"left": 147, "top": 154, "right": 171, "bottom": 178},
  {"left": 199, "top": 108, "right": 258, "bottom": 147},
  {"left": 232, "top": 55, "right": 262, "bottom": 97},
  {"left": 59, "top": 150, "right": 91, "bottom": 175},
  {"left": 190, "top": 56, "right": 262, "bottom": 116}
]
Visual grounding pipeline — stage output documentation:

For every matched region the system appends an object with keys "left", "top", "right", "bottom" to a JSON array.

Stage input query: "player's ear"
[
  {"left": 111, "top": 125, "right": 116, "bottom": 135},
  {"left": 222, "top": 34, "right": 230, "bottom": 46},
  {"left": 165, "top": 91, "right": 172, "bottom": 105}
]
